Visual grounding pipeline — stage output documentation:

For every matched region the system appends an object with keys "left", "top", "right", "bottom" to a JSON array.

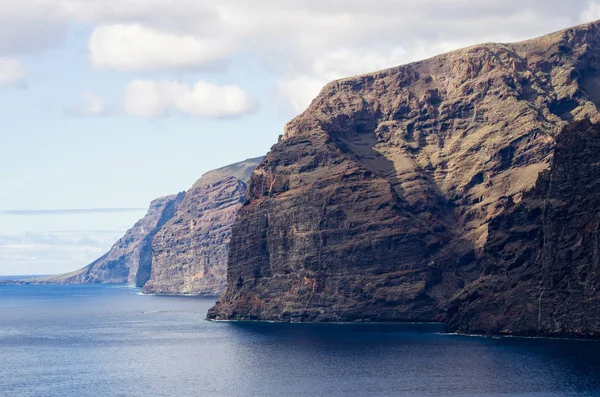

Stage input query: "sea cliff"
[{"left": 209, "top": 21, "right": 600, "bottom": 323}]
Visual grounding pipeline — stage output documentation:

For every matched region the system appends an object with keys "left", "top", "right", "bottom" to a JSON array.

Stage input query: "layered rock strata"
[
  {"left": 445, "top": 120, "right": 600, "bottom": 339},
  {"left": 143, "top": 157, "right": 263, "bottom": 295},
  {"left": 209, "top": 21, "right": 600, "bottom": 322}
]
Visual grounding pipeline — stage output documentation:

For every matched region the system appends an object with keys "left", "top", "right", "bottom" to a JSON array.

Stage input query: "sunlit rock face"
[
  {"left": 445, "top": 120, "right": 600, "bottom": 339},
  {"left": 209, "top": 21, "right": 600, "bottom": 322},
  {"left": 142, "top": 157, "right": 263, "bottom": 295}
]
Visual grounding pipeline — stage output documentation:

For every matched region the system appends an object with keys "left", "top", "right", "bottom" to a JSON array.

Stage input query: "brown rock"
[
  {"left": 209, "top": 21, "right": 600, "bottom": 322},
  {"left": 142, "top": 157, "right": 263, "bottom": 295},
  {"left": 445, "top": 120, "right": 600, "bottom": 339}
]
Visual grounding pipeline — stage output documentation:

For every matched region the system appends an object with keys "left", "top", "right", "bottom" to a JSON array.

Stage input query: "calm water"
[{"left": 1, "top": 285, "right": 600, "bottom": 397}]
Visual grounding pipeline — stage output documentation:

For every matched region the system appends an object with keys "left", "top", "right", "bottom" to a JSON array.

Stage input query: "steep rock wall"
[
  {"left": 445, "top": 120, "right": 600, "bottom": 339},
  {"left": 209, "top": 21, "right": 600, "bottom": 322},
  {"left": 142, "top": 157, "right": 262, "bottom": 295}
]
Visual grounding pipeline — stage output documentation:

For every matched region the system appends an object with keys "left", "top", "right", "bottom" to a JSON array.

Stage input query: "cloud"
[
  {"left": 276, "top": 46, "right": 415, "bottom": 113},
  {"left": 276, "top": 76, "right": 327, "bottom": 115},
  {"left": 0, "top": 230, "right": 121, "bottom": 248},
  {"left": 0, "top": 58, "right": 25, "bottom": 87},
  {"left": 90, "top": 0, "right": 579, "bottom": 113},
  {"left": 257, "top": 3, "right": 581, "bottom": 112},
  {"left": 61, "top": 0, "right": 222, "bottom": 35},
  {"left": 123, "top": 79, "right": 256, "bottom": 118},
  {"left": 0, "top": 1, "right": 596, "bottom": 112},
  {"left": 65, "top": 90, "right": 107, "bottom": 116},
  {"left": 0, "top": 230, "right": 124, "bottom": 275},
  {"left": 89, "top": 24, "right": 234, "bottom": 72},
  {"left": 0, "top": 208, "right": 146, "bottom": 216},
  {"left": 581, "top": 1, "right": 600, "bottom": 22},
  {"left": 0, "top": 0, "right": 67, "bottom": 55}
]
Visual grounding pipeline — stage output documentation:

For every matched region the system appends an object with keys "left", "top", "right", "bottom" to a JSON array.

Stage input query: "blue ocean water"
[{"left": 1, "top": 284, "right": 599, "bottom": 397}]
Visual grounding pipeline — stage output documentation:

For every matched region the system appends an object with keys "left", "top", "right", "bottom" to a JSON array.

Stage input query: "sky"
[{"left": 1, "top": 0, "right": 599, "bottom": 276}]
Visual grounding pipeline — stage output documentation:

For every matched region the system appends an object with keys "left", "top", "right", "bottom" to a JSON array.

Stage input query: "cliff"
[
  {"left": 142, "top": 157, "right": 263, "bottom": 295},
  {"left": 37, "top": 158, "right": 262, "bottom": 292},
  {"left": 445, "top": 120, "right": 600, "bottom": 339},
  {"left": 208, "top": 21, "right": 600, "bottom": 322},
  {"left": 37, "top": 193, "right": 185, "bottom": 285}
]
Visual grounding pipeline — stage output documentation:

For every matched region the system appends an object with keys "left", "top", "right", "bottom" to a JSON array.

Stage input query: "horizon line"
[{"left": 0, "top": 208, "right": 147, "bottom": 216}]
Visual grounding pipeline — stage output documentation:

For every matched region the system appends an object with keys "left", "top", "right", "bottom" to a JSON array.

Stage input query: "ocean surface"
[{"left": 1, "top": 284, "right": 600, "bottom": 397}]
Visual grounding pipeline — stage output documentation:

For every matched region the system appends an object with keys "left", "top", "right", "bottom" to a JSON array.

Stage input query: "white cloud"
[
  {"left": 0, "top": 211, "right": 146, "bottom": 275},
  {"left": 0, "top": 230, "right": 123, "bottom": 275},
  {"left": 581, "top": 1, "right": 600, "bottom": 22},
  {"left": 89, "top": 24, "right": 234, "bottom": 72},
  {"left": 0, "top": 0, "right": 67, "bottom": 55},
  {"left": 61, "top": 0, "right": 222, "bottom": 35},
  {"left": 0, "top": 58, "right": 25, "bottom": 87},
  {"left": 213, "top": 0, "right": 586, "bottom": 112},
  {"left": 275, "top": 47, "right": 412, "bottom": 113},
  {"left": 66, "top": 90, "right": 106, "bottom": 116},
  {"left": 0, "top": 0, "right": 596, "bottom": 111},
  {"left": 276, "top": 76, "right": 328, "bottom": 115},
  {"left": 312, "top": 47, "right": 408, "bottom": 80},
  {"left": 123, "top": 79, "right": 256, "bottom": 118}
]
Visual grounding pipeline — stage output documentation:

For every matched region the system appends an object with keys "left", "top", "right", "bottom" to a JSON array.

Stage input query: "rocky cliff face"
[
  {"left": 142, "top": 157, "right": 263, "bottom": 295},
  {"left": 38, "top": 193, "right": 185, "bottom": 285},
  {"left": 39, "top": 158, "right": 262, "bottom": 292},
  {"left": 445, "top": 120, "right": 600, "bottom": 339},
  {"left": 209, "top": 21, "right": 600, "bottom": 322}
]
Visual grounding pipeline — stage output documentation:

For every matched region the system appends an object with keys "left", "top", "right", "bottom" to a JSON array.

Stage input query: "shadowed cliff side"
[
  {"left": 36, "top": 193, "right": 185, "bottom": 285},
  {"left": 142, "top": 157, "right": 263, "bottom": 295},
  {"left": 445, "top": 120, "right": 600, "bottom": 339},
  {"left": 209, "top": 20, "right": 600, "bottom": 322}
]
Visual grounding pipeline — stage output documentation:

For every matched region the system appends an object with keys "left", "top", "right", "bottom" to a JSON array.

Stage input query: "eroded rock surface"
[
  {"left": 445, "top": 120, "right": 600, "bottom": 339},
  {"left": 209, "top": 21, "right": 600, "bottom": 322},
  {"left": 142, "top": 157, "right": 263, "bottom": 295}
]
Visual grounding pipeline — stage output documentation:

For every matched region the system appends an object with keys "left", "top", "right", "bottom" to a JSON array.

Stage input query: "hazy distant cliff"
[
  {"left": 445, "top": 120, "right": 600, "bottom": 339},
  {"left": 143, "top": 157, "right": 263, "bottom": 295},
  {"left": 209, "top": 21, "right": 600, "bottom": 322},
  {"left": 37, "top": 193, "right": 185, "bottom": 285},
  {"left": 39, "top": 158, "right": 262, "bottom": 294}
]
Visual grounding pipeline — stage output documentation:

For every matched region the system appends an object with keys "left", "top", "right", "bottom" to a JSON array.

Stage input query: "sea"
[{"left": 1, "top": 283, "right": 599, "bottom": 397}]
